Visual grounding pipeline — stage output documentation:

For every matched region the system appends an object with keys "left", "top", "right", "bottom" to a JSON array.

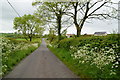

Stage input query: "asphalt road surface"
[{"left": 5, "top": 39, "right": 78, "bottom": 78}]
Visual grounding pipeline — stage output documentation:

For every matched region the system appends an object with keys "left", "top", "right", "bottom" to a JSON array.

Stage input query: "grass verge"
[
  {"left": 48, "top": 46, "right": 119, "bottom": 79},
  {"left": 48, "top": 46, "right": 89, "bottom": 78},
  {"left": 2, "top": 46, "right": 38, "bottom": 77},
  {"left": 2, "top": 38, "right": 41, "bottom": 77}
]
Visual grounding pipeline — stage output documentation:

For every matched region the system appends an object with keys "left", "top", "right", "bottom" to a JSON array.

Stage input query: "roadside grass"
[
  {"left": 2, "top": 46, "right": 37, "bottom": 77},
  {"left": 48, "top": 46, "right": 89, "bottom": 78},
  {"left": 15, "top": 38, "right": 26, "bottom": 41},
  {"left": 1, "top": 37, "right": 41, "bottom": 77},
  {"left": 48, "top": 46, "right": 119, "bottom": 79}
]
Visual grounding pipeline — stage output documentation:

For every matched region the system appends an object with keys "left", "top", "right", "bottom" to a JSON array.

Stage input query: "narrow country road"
[{"left": 5, "top": 39, "right": 78, "bottom": 78}]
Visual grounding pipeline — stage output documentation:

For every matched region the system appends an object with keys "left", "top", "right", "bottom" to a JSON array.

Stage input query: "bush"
[{"left": 47, "top": 35, "right": 57, "bottom": 43}]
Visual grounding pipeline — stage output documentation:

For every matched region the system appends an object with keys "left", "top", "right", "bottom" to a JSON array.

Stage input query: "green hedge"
[{"left": 58, "top": 35, "right": 119, "bottom": 51}]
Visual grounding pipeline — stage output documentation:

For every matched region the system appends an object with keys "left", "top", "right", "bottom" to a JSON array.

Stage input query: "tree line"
[{"left": 14, "top": 0, "right": 117, "bottom": 41}]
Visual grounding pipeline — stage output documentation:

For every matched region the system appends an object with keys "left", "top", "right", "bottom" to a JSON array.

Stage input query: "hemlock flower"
[{"left": 70, "top": 44, "right": 118, "bottom": 76}]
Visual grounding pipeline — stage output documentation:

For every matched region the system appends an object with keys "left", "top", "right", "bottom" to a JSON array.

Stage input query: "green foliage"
[
  {"left": 47, "top": 34, "right": 57, "bottom": 43},
  {"left": 48, "top": 34, "right": 120, "bottom": 78},
  {"left": 47, "top": 34, "right": 67, "bottom": 44},
  {"left": 13, "top": 14, "right": 44, "bottom": 41},
  {"left": 58, "top": 35, "right": 119, "bottom": 50},
  {"left": 33, "top": 2, "right": 72, "bottom": 40},
  {"left": 58, "top": 38, "right": 73, "bottom": 50}
]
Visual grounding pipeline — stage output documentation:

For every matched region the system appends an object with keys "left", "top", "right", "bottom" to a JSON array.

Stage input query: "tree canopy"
[
  {"left": 33, "top": 2, "right": 72, "bottom": 40},
  {"left": 14, "top": 14, "right": 45, "bottom": 41},
  {"left": 32, "top": 0, "right": 117, "bottom": 38}
]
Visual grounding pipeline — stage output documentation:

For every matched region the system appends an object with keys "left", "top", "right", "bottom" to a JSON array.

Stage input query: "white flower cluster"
[
  {"left": 53, "top": 44, "right": 58, "bottom": 48},
  {"left": 32, "top": 43, "right": 38, "bottom": 47},
  {"left": 48, "top": 42, "right": 58, "bottom": 48},
  {"left": 48, "top": 43, "right": 53, "bottom": 47},
  {"left": 1, "top": 38, "right": 38, "bottom": 54},
  {"left": 0, "top": 38, "right": 38, "bottom": 75},
  {"left": 70, "top": 44, "right": 119, "bottom": 75}
]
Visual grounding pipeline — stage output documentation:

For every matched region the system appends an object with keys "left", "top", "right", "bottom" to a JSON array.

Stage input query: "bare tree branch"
[
  {"left": 61, "top": 16, "right": 72, "bottom": 25},
  {"left": 64, "top": 12, "right": 74, "bottom": 18},
  {"left": 89, "top": 0, "right": 103, "bottom": 9},
  {"left": 88, "top": 1, "right": 108, "bottom": 17}
]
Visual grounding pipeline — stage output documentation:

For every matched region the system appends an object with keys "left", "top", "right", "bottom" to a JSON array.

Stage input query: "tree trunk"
[
  {"left": 57, "top": 15, "right": 62, "bottom": 41},
  {"left": 73, "top": 2, "right": 80, "bottom": 37},
  {"left": 29, "top": 29, "right": 33, "bottom": 42},
  {"left": 75, "top": 24, "right": 81, "bottom": 37},
  {"left": 29, "top": 36, "right": 32, "bottom": 42},
  {"left": 29, "top": 34, "right": 32, "bottom": 42},
  {"left": 72, "top": 2, "right": 89, "bottom": 37},
  {"left": 77, "top": 27, "right": 81, "bottom": 37}
]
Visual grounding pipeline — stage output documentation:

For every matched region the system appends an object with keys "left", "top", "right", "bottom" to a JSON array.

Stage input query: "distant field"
[
  {"left": 0, "top": 33, "right": 18, "bottom": 37},
  {"left": 0, "top": 33, "right": 42, "bottom": 43},
  {"left": 15, "top": 38, "right": 41, "bottom": 43},
  {"left": 15, "top": 38, "right": 26, "bottom": 41}
]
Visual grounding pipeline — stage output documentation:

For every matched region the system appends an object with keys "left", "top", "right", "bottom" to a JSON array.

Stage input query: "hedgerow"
[{"left": 48, "top": 34, "right": 120, "bottom": 78}]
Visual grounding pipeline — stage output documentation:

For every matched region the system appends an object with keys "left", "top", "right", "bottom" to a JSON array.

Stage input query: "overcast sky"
[
  {"left": 0, "top": 0, "right": 35, "bottom": 33},
  {"left": 0, "top": 0, "right": 119, "bottom": 34}
]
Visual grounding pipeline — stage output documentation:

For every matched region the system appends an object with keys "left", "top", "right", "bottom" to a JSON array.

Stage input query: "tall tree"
[
  {"left": 33, "top": 1, "right": 71, "bottom": 40},
  {"left": 65, "top": 0, "right": 117, "bottom": 37},
  {"left": 14, "top": 14, "right": 44, "bottom": 41}
]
